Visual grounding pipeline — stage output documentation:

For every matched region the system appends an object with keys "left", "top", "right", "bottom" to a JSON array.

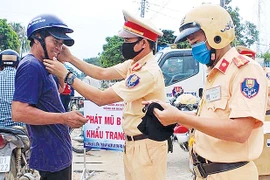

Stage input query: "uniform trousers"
[{"left": 123, "top": 138, "right": 167, "bottom": 180}]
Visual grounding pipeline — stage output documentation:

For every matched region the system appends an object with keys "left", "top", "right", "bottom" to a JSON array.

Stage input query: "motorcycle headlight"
[{"left": 0, "top": 134, "right": 7, "bottom": 149}]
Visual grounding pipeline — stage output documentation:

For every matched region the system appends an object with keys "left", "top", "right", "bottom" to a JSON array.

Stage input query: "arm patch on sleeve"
[
  {"left": 125, "top": 74, "right": 140, "bottom": 88},
  {"left": 241, "top": 78, "right": 259, "bottom": 99}
]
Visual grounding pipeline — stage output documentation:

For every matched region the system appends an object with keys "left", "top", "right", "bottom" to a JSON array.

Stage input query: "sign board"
[{"left": 83, "top": 101, "right": 125, "bottom": 151}]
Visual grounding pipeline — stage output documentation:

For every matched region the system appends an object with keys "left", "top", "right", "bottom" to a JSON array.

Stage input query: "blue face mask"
[{"left": 191, "top": 41, "right": 211, "bottom": 65}]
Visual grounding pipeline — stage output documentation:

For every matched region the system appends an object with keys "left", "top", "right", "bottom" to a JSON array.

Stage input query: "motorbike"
[
  {"left": 68, "top": 96, "right": 85, "bottom": 112},
  {"left": 168, "top": 88, "right": 198, "bottom": 153},
  {"left": 70, "top": 127, "right": 92, "bottom": 154},
  {"left": 68, "top": 97, "right": 92, "bottom": 154},
  {"left": 0, "top": 126, "right": 35, "bottom": 180}
]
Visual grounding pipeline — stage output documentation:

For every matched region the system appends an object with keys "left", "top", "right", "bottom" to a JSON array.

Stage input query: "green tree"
[
  {"left": 83, "top": 57, "right": 101, "bottom": 67},
  {"left": 225, "top": 0, "right": 259, "bottom": 47},
  {"left": 0, "top": 19, "right": 20, "bottom": 52},
  {"left": 9, "top": 22, "right": 30, "bottom": 55},
  {"left": 262, "top": 51, "right": 270, "bottom": 62},
  {"left": 99, "top": 35, "right": 123, "bottom": 68},
  {"left": 157, "top": 29, "right": 190, "bottom": 49},
  {"left": 158, "top": 30, "right": 176, "bottom": 45}
]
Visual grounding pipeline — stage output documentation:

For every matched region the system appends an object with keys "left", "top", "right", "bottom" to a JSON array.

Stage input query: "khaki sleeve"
[
  {"left": 112, "top": 60, "right": 132, "bottom": 78},
  {"left": 229, "top": 63, "right": 268, "bottom": 122},
  {"left": 112, "top": 70, "right": 155, "bottom": 103}
]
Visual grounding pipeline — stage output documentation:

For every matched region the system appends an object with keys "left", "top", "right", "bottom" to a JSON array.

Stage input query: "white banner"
[{"left": 83, "top": 101, "right": 125, "bottom": 151}]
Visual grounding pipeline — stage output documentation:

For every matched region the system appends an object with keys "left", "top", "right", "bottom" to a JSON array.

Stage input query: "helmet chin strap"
[
  {"left": 32, "top": 31, "right": 49, "bottom": 59},
  {"left": 206, "top": 48, "right": 216, "bottom": 67}
]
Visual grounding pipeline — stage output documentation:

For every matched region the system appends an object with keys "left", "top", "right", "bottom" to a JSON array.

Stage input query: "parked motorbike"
[
  {"left": 168, "top": 88, "right": 198, "bottom": 153},
  {"left": 0, "top": 126, "right": 35, "bottom": 180},
  {"left": 172, "top": 125, "right": 190, "bottom": 152},
  {"left": 68, "top": 96, "right": 85, "bottom": 112},
  {"left": 68, "top": 98, "right": 92, "bottom": 154},
  {"left": 70, "top": 127, "right": 91, "bottom": 154}
]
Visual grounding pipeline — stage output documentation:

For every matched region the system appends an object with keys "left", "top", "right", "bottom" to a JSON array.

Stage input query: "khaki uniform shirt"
[
  {"left": 112, "top": 52, "right": 166, "bottom": 136},
  {"left": 194, "top": 47, "right": 268, "bottom": 162}
]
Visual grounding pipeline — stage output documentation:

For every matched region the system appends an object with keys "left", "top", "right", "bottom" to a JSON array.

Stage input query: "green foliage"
[
  {"left": 225, "top": 1, "right": 259, "bottom": 47},
  {"left": 158, "top": 30, "right": 176, "bottom": 45},
  {"left": 83, "top": 57, "right": 101, "bottom": 67},
  {"left": 9, "top": 22, "right": 30, "bottom": 55},
  {"left": 157, "top": 29, "right": 190, "bottom": 49},
  {"left": 99, "top": 36, "right": 124, "bottom": 68},
  {"left": 239, "top": 21, "right": 259, "bottom": 47},
  {"left": 0, "top": 19, "right": 20, "bottom": 52},
  {"left": 177, "top": 41, "right": 191, "bottom": 49},
  {"left": 262, "top": 51, "right": 270, "bottom": 62}
]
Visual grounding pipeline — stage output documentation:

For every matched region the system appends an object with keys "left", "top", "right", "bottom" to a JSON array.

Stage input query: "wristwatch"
[
  {"left": 64, "top": 71, "right": 72, "bottom": 83},
  {"left": 65, "top": 72, "right": 76, "bottom": 85}
]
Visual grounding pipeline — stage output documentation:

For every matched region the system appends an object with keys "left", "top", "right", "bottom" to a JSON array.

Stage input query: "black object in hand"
[{"left": 138, "top": 102, "right": 176, "bottom": 141}]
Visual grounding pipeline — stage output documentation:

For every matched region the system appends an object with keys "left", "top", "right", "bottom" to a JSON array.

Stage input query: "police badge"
[
  {"left": 126, "top": 74, "right": 140, "bottom": 88},
  {"left": 241, "top": 78, "right": 259, "bottom": 99}
]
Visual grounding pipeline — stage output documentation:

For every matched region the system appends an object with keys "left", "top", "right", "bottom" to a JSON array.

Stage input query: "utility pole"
[
  {"left": 140, "top": 0, "right": 146, "bottom": 18},
  {"left": 220, "top": 0, "right": 225, "bottom": 7},
  {"left": 257, "top": 0, "right": 261, "bottom": 54}
]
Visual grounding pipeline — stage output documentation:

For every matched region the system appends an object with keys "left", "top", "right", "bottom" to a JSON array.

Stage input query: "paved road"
[{"left": 72, "top": 142, "right": 194, "bottom": 180}]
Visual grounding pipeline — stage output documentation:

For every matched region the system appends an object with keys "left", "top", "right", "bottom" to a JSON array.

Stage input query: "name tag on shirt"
[{"left": 205, "top": 86, "right": 221, "bottom": 102}]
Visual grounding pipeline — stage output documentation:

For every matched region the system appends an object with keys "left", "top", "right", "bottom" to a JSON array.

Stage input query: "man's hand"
[
  {"left": 63, "top": 111, "right": 88, "bottom": 128},
  {"left": 43, "top": 57, "right": 69, "bottom": 80}
]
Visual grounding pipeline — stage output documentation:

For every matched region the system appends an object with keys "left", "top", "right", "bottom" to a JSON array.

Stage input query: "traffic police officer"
[
  {"left": 44, "top": 10, "right": 167, "bottom": 180},
  {"left": 144, "top": 4, "right": 268, "bottom": 180}
]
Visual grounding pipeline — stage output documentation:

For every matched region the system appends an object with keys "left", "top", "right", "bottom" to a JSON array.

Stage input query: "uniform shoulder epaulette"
[
  {"left": 132, "top": 62, "right": 146, "bottom": 71},
  {"left": 232, "top": 55, "right": 250, "bottom": 68}
]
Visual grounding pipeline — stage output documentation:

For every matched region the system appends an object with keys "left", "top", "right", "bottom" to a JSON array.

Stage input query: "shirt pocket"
[{"left": 206, "top": 98, "right": 230, "bottom": 118}]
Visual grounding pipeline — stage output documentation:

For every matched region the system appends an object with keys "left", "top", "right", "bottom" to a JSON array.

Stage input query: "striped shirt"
[{"left": 0, "top": 66, "right": 24, "bottom": 127}]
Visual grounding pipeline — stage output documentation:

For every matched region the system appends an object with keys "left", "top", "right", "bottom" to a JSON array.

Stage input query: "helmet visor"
[
  {"left": 174, "top": 22, "right": 201, "bottom": 43},
  {"left": 47, "top": 28, "right": 74, "bottom": 46}
]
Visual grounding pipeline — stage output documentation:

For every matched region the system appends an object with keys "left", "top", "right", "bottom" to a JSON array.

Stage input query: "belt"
[
  {"left": 191, "top": 151, "right": 249, "bottom": 178},
  {"left": 126, "top": 134, "right": 148, "bottom": 141}
]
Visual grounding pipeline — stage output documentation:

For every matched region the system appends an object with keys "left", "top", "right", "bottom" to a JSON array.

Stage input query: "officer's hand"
[
  {"left": 154, "top": 101, "right": 182, "bottom": 126},
  {"left": 44, "top": 58, "right": 69, "bottom": 80},
  {"left": 63, "top": 111, "right": 88, "bottom": 128},
  {"left": 142, "top": 100, "right": 181, "bottom": 126},
  {"left": 58, "top": 46, "right": 72, "bottom": 62}
]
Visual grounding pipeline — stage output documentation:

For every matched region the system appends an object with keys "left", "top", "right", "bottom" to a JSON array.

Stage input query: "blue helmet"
[
  {"left": 27, "top": 14, "right": 74, "bottom": 46},
  {"left": 0, "top": 49, "right": 20, "bottom": 67}
]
